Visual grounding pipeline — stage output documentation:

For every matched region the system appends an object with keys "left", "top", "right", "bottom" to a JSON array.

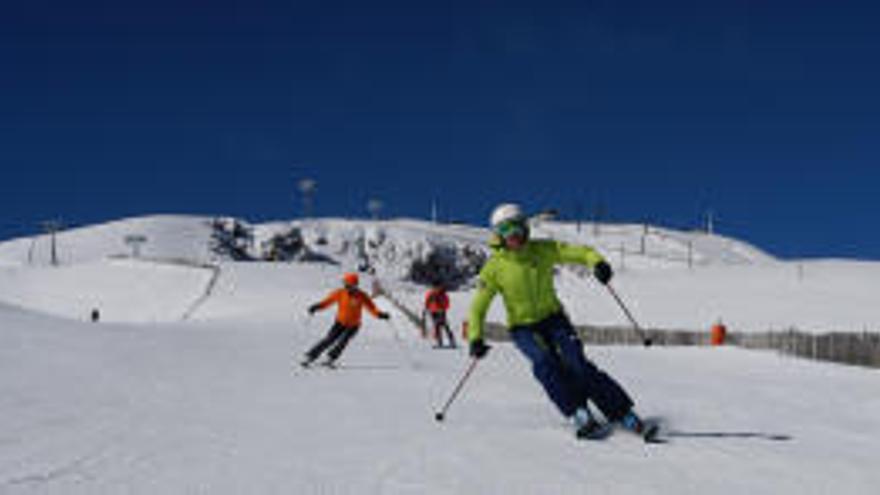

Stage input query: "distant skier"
[
  {"left": 422, "top": 283, "right": 456, "bottom": 348},
  {"left": 301, "top": 272, "right": 390, "bottom": 368},
  {"left": 467, "top": 203, "right": 651, "bottom": 440}
]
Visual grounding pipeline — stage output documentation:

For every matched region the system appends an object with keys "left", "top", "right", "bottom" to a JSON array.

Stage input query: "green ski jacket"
[{"left": 468, "top": 239, "right": 605, "bottom": 341}]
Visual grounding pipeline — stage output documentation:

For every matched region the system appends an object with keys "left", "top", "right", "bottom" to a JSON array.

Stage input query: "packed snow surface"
[
  {"left": 2, "top": 299, "right": 879, "bottom": 494},
  {"left": 1, "top": 215, "right": 879, "bottom": 493}
]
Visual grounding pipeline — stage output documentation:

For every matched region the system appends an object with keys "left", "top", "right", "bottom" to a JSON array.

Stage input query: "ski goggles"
[{"left": 494, "top": 219, "right": 528, "bottom": 239}]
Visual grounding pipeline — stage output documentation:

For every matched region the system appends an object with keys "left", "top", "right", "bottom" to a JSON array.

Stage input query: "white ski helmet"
[{"left": 490, "top": 203, "right": 526, "bottom": 228}]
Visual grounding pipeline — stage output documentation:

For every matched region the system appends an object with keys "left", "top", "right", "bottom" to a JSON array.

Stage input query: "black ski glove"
[
  {"left": 307, "top": 304, "right": 320, "bottom": 315},
  {"left": 378, "top": 312, "right": 391, "bottom": 320},
  {"left": 593, "top": 261, "right": 613, "bottom": 285},
  {"left": 469, "top": 339, "right": 491, "bottom": 359}
]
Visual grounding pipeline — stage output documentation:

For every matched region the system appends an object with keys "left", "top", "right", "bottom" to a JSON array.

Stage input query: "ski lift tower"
[
  {"left": 40, "top": 219, "right": 63, "bottom": 266},
  {"left": 124, "top": 234, "right": 148, "bottom": 258}
]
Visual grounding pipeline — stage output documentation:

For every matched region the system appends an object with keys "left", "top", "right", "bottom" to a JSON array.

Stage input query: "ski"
[
  {"left": 642, "top": 423, "right": 665, "bottom": 444},
  {"left": 575, "top": 420, "right": 665, "bottom": 443},
  {"left": 298, "top": 362, "right": 337, "bottom": 370},
  {"left": 575, "top": 421, "right": 613, "bottom": 441},
  {"left": 296, "top": 358, "right": 338, "bottom": 371}
]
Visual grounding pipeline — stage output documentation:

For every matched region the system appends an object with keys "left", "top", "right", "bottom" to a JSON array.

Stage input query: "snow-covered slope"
[
  {"left": 0, "top": 215, "right": 216, "bottom": 266},
  {"left": 0, "top": 258, "right": 214, "bottom": 323},
  {"left": 1, "top": 295, "right": 879, "bottom": 494},
  {"left": 532, "top": 220, "right": 775, "bottom": 268},
  {"left": 1, "top": 216, "right": 879, "bottom": 493}
]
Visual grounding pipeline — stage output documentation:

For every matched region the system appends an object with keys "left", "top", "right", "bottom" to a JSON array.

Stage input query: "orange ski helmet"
[{"left": 343, "top": 272, "right": 359, "bottom": 287}]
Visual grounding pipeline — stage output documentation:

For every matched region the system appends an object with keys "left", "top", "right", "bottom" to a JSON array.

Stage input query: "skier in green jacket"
[{"left": 468, "top": 203, "right": 648, "bottom": 439}]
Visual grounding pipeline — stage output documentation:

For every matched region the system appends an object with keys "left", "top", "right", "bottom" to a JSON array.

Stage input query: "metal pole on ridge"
[
  {"left": 605, "top": 284, "right": 653, "bottom": 347},
  {"left": 434, "top": 358, "right": 480, "bottom": 422}
]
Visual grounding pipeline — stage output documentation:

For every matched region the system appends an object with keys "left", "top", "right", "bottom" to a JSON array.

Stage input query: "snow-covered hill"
[
  {"left": 0, "top": 215, "right": 216, "bottom": 266},
  {"left": 1, "top": 215, "right": 879, "bottom": 493},
  {"left": 0, "top": 214, "right": 878, "bottom": 333},
  {"left": 0, "top": 214, "right": 772, "bottom": 274}
]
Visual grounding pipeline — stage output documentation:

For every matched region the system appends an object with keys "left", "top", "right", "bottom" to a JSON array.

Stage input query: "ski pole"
[
  {"left": 605, "top": 284, "right": 653, "bottom": 347},
  {"left": 434, "top": 357, "right": 480, "bottom": 422}
]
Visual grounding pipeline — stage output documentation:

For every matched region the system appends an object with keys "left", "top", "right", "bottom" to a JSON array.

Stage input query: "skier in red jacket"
[{"left": 422, "top": 284, "right": 456, "bottom": 348}]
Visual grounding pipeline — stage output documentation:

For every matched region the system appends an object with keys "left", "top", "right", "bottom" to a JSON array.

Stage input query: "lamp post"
[
  {"left": 298, "top": 178, "right": 317, "bottom": 218},
  {"left": 367, "top": 198, "right": 383, "bottom": 220}
]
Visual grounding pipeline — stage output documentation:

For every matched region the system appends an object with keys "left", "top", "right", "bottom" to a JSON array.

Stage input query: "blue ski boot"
[{"left": 620, "top": 410, "right": 662, "bottom": 443}]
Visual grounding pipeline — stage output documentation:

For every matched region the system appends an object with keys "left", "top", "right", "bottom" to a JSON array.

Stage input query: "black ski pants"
[
  {"left": 306, "top": 322, "right": 360, "bottom": 362},
  {"left": 430, "top": 311, "right": 456, "bottom": 347}
]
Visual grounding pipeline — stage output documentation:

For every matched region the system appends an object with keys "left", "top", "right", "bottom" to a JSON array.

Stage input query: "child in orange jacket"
[
  {"left": 421, "top": 284, "right": 456, "bottom": 348},
  {"left": 301, "top": 272, "right": 390, "bottom": 367}
]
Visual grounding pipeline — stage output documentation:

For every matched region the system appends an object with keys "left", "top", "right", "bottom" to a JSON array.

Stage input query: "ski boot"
[
  {"left": 573, "top": 408, "right": 608, "bottom": 440},
  {"left": 620, "top": 411, "right": 661, "bottom": 443}
]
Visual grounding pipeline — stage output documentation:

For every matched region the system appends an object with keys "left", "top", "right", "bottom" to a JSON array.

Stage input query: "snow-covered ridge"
[
  {"left": 533, "top": 220, "right": 775, "bottom": 268},
  {"left": 1, "top": 214, "right": 879, "bottom": 336},
  {"left": 0, "top": 214, "right": 774, "bottom": 272},
  {"left": 0, "top": 215, "right": 216, "bottom": 266}
]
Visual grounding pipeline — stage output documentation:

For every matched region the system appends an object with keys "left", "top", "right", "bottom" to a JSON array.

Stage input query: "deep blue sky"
[{"left": 2, "top": 1, "right": 878, "bottom": 259}]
